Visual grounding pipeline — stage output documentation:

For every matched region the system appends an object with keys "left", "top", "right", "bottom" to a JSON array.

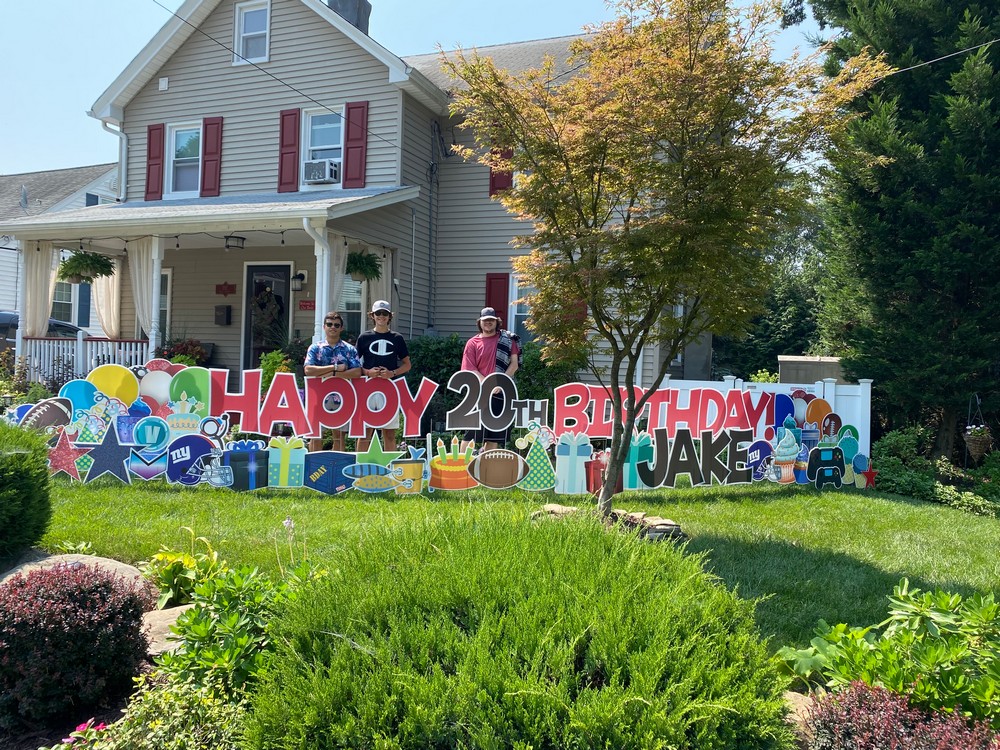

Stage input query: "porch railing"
[{"left": 19, "top": 332, "right": 150, "bottom": 384}]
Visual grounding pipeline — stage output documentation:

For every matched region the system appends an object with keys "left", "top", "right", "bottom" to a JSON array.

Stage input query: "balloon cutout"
[{"left": 86, "top": 364, "right": 139, "bottom": 406}]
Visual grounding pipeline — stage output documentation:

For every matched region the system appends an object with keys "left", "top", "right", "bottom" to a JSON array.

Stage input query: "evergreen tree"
[{"left": 814, "top": 0, "right": 1000, "bottom": 454}]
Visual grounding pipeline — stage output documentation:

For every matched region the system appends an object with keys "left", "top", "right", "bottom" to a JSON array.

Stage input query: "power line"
[
  {"left": 883, "top": 37, "right": 999, "bottom": 78},
  {"left": 147, "top": 0, "right": 404, "bottom": 154}
]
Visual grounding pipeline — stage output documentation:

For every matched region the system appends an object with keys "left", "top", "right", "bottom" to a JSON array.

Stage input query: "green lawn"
[{"left": 41, "top": 478, "right": 1000, "bottom": 651}]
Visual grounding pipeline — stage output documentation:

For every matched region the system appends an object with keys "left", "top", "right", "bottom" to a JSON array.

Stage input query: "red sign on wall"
[{"left": 298, "top": 299, "right": 315, "bottom": 311}]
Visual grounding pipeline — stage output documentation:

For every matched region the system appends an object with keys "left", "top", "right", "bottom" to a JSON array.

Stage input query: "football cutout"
[
  {"left": 19, "top": 397, "right": 74, "bottom": 431},
  {"left": 467, "top": 449, "right": 529, "bottom": 489}
]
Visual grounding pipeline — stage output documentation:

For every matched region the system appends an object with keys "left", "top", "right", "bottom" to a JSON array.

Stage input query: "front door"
[{"left": 243, "top": 265, "right": 291, "bottom": 369}]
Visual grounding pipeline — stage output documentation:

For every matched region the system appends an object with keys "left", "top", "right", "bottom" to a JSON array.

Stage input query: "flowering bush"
[
  {"left": 806, "top": 682, "right": 1000, "bottom": 749},
  {"left": 156, "top": 338, "right": 209, "bottom": 365},
  {"left": 968, "top": 424, "right": 993, "bottom": 438},
  {"left": 37, "top": 718, "right": 109, "bottom": 750},
  {"left": 0, "top": 565, "right": 153, "bottom": 731}
]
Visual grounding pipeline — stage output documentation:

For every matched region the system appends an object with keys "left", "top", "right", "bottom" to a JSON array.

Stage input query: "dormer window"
[{"left": 234, "top": 0, "right": 269, "bottom": 64}]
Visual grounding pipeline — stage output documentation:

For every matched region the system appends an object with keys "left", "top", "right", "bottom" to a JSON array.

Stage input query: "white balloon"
[{"left": 139, "top": 369, "right": 173, "bottom": 407}]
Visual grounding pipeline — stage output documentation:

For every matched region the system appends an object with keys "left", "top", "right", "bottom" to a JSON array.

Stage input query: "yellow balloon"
[{"left": 86, "top": 364, "right": 140, "bottom": 405}]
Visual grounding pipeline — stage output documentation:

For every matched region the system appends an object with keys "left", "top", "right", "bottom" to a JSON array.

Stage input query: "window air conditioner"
[{"left": 303, "top": 159, "right": 341, "bottom": 184}]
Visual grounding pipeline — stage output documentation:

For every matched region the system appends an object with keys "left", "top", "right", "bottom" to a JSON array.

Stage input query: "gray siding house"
[
  {"left": 0, "top": 164, "right": 118, "bottom": 336},
  {"left": 0, "top": 0, "right": 709, "bottom": 382}
]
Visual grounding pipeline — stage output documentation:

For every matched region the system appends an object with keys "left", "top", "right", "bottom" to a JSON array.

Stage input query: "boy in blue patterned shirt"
[{"left": 304, "top": 311, "right": 361, "bottom": 451}]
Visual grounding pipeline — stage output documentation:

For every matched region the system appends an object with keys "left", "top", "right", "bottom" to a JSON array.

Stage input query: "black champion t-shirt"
[{"left": 355, "top": 330, "right": 409, "bottom": 373}]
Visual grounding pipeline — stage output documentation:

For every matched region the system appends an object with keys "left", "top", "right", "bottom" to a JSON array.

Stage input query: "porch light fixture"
[
  {"left": 291, "top": 272, "right": 306, "bottom": 292},
  {"left": 224, "top": 234, "right": 246, "bottom": 251}
]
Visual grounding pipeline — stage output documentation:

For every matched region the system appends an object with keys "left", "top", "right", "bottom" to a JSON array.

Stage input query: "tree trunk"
[{"left": 935, "top": 408, "right": 957, "bottom": 459}]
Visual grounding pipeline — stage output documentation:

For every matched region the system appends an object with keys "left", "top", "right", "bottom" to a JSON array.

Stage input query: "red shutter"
[
  {"left": 200, "top": 116, "right": 223, "bottom": 197},
  {"left": 489, "top": 147, "right": 514, "bottom": 196},
  {"left": 145, "top": 123, "right": 165, "bottom": 201},
  {"left": 485, "top": 273, "right": 510, "bottom": 328},
  {"left": 342, "top": 101, "right": 369, "bottom": 188},
  {"left": 278, "top": 108, "right": 301, "bottom": 193}
]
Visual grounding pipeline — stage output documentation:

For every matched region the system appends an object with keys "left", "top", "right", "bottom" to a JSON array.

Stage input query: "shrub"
[
  {"left": 779, "top": 579, "right": 1000, "bottom": 728},
  {"left": 245, "top": 512, "right": 792, "bottom": 749},
  {"left": 0, "top": 564, "right": 153, "bottom": 731},
  {"left": 406, "top": 334, "right": 466, "bottom": 430},
  {"left": 515, "top": 339, "right": 586, "bottom": 405},
  {"left": 258, "top": 350, "right": 293, "bottom": 394},
  {"left": 805, "top": 682, "right": 1000, "bottom": 750},
  {"left": 157, "top": 338, "right": 210, "bottom": 365},
  {"left": 84, "top": 674, "right": 248, "bottom": 750},
  {"left": 0, "top": 419, "right": 52, "bottom": 563},
  {"left": 155, "top": 564, "right": 315, "bottom": 697},
  {"left": 140, "top": 529, "right": 227, "bottom": 609}
]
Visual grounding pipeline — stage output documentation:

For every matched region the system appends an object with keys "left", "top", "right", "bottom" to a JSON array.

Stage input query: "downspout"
[
  {"left": 410, "top": 208, "right": 416, "bottom": 339},
  {"left": 302, "top": 218, "right": 329, "bottom": 341},
  {"left": 100, "top": 120, "right": 128, "bottom": 202}
]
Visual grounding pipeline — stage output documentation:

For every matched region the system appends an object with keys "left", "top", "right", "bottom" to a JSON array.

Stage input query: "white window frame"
[
  {"left": 136, "top": 269, "right": 173, "bottom": 340},
  {"left": 233, "top": 0, "right": 270, "bottom": 65},
  {"left": 50, "top": 281, "right": 75, "bottom": 324},
  {"left": 165, "top": 123, "right": 202, "bottom": 199},
  {"left": 300, "top": 108, "right": 344, "bottom": 191}
]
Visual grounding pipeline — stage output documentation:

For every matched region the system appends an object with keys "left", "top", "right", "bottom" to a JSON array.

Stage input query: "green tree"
[
  {"left": 714, "top": 201, "right": 823, "bottom": 378},
  {"left": 813, "top": 0, "right": 1000, "bottom": 454},
  {"left": 445, "top": 0, "right": 886, "bottom": 513}
]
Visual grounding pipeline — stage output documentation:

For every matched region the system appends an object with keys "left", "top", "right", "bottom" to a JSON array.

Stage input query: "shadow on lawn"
[{"left": 684, "top": 533, "right": 981, "bottom": 651}]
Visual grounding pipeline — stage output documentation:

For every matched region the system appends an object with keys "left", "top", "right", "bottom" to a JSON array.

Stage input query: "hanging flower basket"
[
  {"left": 57, "top": 251, "right": 116, "bottom": 284},
  {"left": 345, "top": 251, "right": 381, "bottom": 283},
  {"left": 963, "top": 425, "right": 992, "bottom": 461}
]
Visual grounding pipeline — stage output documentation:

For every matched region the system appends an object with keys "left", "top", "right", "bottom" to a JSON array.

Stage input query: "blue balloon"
[{"left": 59, "top": 379, "right": 98, "bottom": 414}]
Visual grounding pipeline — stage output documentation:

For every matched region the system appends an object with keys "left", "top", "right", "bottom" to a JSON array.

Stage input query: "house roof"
[
  {"left": 0, "top": 164, "right": 116, "bottom": 222},
  {"left": 402, "top": 35, "right": 588, "bottom": 93},
  {"left": 89, "top": 0, "right": 448, "bottom": 123},
  {"left": 0, "top": 186, "right": 421, "bottom": 242}
]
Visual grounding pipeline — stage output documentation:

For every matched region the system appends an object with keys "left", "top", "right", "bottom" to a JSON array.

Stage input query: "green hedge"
[
  {"left": 0, "top": 420, "right": 51, "bottom": 563},
  {"left": 245, "top": 512, "right": 792, "bottom": 749}
]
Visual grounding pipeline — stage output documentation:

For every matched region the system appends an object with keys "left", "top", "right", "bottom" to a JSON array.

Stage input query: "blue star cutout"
[{"left": 84, "top": 425, "right": 133, "bottom": 484}]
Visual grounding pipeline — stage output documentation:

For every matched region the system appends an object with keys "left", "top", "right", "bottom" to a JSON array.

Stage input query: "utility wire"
[
  {"left": 148, "top": 0, "right": 403, "bottom": 154},
  {"left": 882, "top": 37, "right": 999, "bottom": 78}
]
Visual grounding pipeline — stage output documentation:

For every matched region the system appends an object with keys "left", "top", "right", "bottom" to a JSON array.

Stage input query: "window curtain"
[
  {"left": 93, "top": 258, "right": 121, "bottom": 339},
  {"left": 127, "top": 236, "right": 154, "bottom": 340},
  {"left": 329, "top": 234, "right": 348, "bottom": 312},
  {"left": 22, "top": 240, "right": 58, "bottom": 337}
]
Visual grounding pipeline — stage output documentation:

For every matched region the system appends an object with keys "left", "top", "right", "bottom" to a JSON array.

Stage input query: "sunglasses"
[
  {"left": 373, "top": 311, "right": 390, "bottom": 317},
  {"left": 325, "top": 321, "right": 343, "bottom": 329}
]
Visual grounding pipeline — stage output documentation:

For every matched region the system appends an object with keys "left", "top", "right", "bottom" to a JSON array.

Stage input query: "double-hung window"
[
  {"left": 51, "top": 282, "right": 73, "bottom": 323},
  {"left": 302, "top": 110, "right": 343, "bottom": 187},
  {"left": 166, "top": 124, "right": 201, "bottom": 198},
  {"left": 234, "top": 0, "right": 269, "bottom": 64}
]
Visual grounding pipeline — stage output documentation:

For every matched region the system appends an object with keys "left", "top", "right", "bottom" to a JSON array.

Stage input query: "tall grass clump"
[
  {"left": 246, "top": 511, "right": 792, "bottom": 749},
  {"left": 0, "top": 420, "right": 51, "bottom": 563}
]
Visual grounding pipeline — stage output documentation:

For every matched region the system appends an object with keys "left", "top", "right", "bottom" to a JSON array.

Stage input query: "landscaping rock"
[
  {"left": 0, "top": 552, "right": 144, "bottom": 589},
  {"left": 532, "top": 504, "right": 686, "bottom": 542},
  {"left": 145, "top": 604, "right": 194, "bottom": 656}
]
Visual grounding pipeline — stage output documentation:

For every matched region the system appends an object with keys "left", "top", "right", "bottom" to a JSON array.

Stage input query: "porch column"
[
  {"left": 303, "top": 219, "right": 330, "bottom": 341},
  {"left": 148, "top": 236, "right": 165, "bottom": 353},
  {"left": 14, "top": 240, "right": 25, "bottom": 359}
]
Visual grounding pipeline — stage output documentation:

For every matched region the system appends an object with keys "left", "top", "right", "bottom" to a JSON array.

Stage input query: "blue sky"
[{"left": 0, "top": 0, "right": 818, "bottom": 175}]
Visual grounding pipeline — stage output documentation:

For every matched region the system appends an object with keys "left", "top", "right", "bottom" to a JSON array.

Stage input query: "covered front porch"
[{"left": 0, "top": 186, "right": 420, "bottom": 384}]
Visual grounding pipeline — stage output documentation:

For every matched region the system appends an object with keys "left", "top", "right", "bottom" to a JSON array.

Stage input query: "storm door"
[{"left": 243, "top": 265, "right": 291, "bottom": 369}]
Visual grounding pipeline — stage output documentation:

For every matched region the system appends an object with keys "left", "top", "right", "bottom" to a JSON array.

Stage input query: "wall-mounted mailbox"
[{"left": 214, "top": 304, "right": 232, "bottom": 326}]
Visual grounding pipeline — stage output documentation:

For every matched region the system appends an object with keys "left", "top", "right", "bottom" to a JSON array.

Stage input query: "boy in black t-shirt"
[{"left": 355, "top": 300, "right": 411, "bottom": 451}]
